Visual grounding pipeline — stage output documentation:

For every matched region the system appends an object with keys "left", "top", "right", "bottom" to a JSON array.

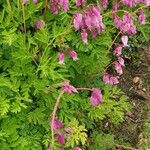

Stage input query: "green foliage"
[{"left": 0, "top": 0, "right": 148, "bottom": 149}]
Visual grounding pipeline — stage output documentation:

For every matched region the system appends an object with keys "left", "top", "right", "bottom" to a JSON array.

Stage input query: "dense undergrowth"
[{"left": 0, "top": 0, "right": 149, "bottom": 150}]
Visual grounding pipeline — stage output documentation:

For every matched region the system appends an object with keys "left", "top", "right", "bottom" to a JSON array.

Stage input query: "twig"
[{"left": 50, "top": 91, "right": 64, "bottom": 149}]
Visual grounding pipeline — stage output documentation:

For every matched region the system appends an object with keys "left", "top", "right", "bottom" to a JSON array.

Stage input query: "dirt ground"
[{"left": 116, "top": 44, "right": 150, "bottom": 149}]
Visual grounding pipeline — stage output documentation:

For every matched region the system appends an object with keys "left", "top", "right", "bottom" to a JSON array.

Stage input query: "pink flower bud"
[
  {"left": 121, "top": 35, "right": 128, "bottom": 47},
  {"left": 114, "top": 45, "right": 123, "bottom": 56},
  {"left": 114, "top": 62, "right": 123, "bottom": 75},
  {"left": 109, "top": 76, "right": 119, "bottom": 85},
  {"left": 103, "top": 73, "right": 110, "bottom": 84},
  {"left": 62, "top": 81, "right": 78, "bottom": 94},
  {"left": 73, "top": 147, "right": 82, "bottom": 150},
  {"left": 69, "top": 51, "right": 79, "bottom": 61},
  {"left": 73, "top": 13, "right": 83, "bottom": 30},
  {"left": 65, "top": 127, "right": 72, "bottom": 133},
  {"left": 59, "top": 0, "right": 69, "bottom": 12},
  {"left": 33, "top": 0, "right": 38, "bottom": 4},
  {"left": 90, "top": 88, "right": 103, "bottom": 107},
  {"left": 35, "top": 20, "right": 45, "bottom": 30},
  {"left": 138, "top": 10, "right": 146, "bottom": 25},
  {"left": 118, "top": 57, "right": 125, "bottom": 66},
  {"left": 53, "top": 119, "right": 63, "bottom": 130},
  {"left": 145, "top": 0, "right": 150, "bottom": 6},
  {"left": 58, "top": 52, "right": 65, "bottom": 64},
  {"left": 76, "top": 0, "right": 85, "bottom": 6},
  {"left": 22, "top": 0, "right": 28, "bottom": 4},
  {"left": 101, "top": 0, "right": 108, "bottom": 8},
  {"left": 57, "top": 132, "right": 65, "bottom": 145},
  {"left": 81, "top": 31, "right": 88, "bottom": 44}
]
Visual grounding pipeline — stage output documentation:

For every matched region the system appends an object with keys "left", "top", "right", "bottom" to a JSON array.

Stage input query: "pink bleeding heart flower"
[
  {"left": 118, "top": 57, "right": 125, "bottom": 66},
  {"left": 57, "top": 132, "right": 65, "bottom": 145},
  {"left": 50, "top": 1, "right": 59, "bottom": 14},
  {"left": 22, "top": 0, "right": 28, "bottom": 4},
  {"left": 81, "top": 31, "right": 88, "bottom": 44},
  {"left": 33, "top": 0, "right": 38, "bottom": 4},
  {"left": 103, "top": 73, "right": 110, "bottom": 84},
  {"left": 58, "top": 52, "right": 65, "bottom": 64},
  {"left": 53, "top": 119, "right": 63, "bottom": 130},
  {"left": 76, "top": 0, "right": 85, "bottom": 6},
  {"left": 35, "top": 20, "right": 45, "bottom": 30},
  {"left": 114, "top": 45, "right": 123, "bottom": 56},
  {"left": 121, "top": 35, "right": 128, "bottom": 47},
  {"left": 145, "top": 0, "right": 150, "bottom": 6},
  {"left": 59, "top": 0, "right": 69, "bottom": 12},
  {"left": 73, "top": 13, "right": 83, "bottom": 30},
  {"left": 101, "top": 0, "right": 108, "bottom": 8},
  {"left": 69, "top": 51, "right": 79, "bottom": 61},
  {"left": 65, "top": 127, "right": 72, "bottom": 133},
  {"left": 73, "top": 147, "right": 82, "bottom": 150},
  {"left": 90, "top": 88, "right": 103, "bottom": 107},
  {"left": 112, "top": 3, "right": 120, "bottom": 11},
  {"left": 138, "top": 10, "right": 146, "bottom": 25},
  {"left": 109, "top": 76, "right": 119, "bottom": 85},
  {"left": 114, "top": 61, "right": 123, "bottom": 75},
  {"left": 62, "top": 81, "right": 78, "bottom": 94}
]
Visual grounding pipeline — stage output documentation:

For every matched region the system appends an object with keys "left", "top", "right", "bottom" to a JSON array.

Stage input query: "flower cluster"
[
  {"left": 58, "top": 50, "right": 79, "bottom": 64},
  {"left": 103, "top": 35, "right": 128, "bottom": 85},
  {"left": 50, "top": 0, "right": 69, "bottom": 14},
  {"left": 73, "top": 6, "right": 105, "bottom": 44},
  {"left": 22, "top": 0, "right": 38, "bottom": 5},
  {"left": 113, "top": 13, "right": 136, "bottom": 35}
]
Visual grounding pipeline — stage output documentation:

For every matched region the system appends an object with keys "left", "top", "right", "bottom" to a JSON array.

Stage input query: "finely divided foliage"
[{"left": 0, "top": 0, "right": 149, "bottom": 150}]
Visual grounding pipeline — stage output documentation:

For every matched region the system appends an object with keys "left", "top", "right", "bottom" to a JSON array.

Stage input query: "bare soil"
[{"left": 116, "top": 44, "right": 150, "bottom": 149}]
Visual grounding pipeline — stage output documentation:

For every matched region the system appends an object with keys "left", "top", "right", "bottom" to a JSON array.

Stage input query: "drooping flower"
[
  {"left": 121, "top": 0, "right": 138, "bottom": 7},
  {"left": 69, "top": 51, "right": 79, "bottom": 61},
  {"left": 50, "top": 1, "right": 59, "bottom": 14},
  {"left": 138, "top": 10, "right": 146, "bottom": 24},
  {"left": 73, "top": 147, "right": 82, "bottom": 150},
  {"left": 118, "top": 57, "right": 125, "bottom": 66},
  {"left": 145, "top": 0, "right": 150, "bottom": 6},
  {"left": 113, "top": 13, "right": 136, "bottom": 35},
  {"left": 33, "top": 0, "right": 38, "bottom": 4},
  {"left": 121, "top": 35, "right": 128, "bottom": 47},
  {"left": 109, "top": 76, "right": 119, "bottom": 85},
  {"left": 76, "top": 0, "right": 85, "bottom": 6},
  {"left": 59, "top": 0, "right": 69, "bottom": 12},
  {"left": 73, "top": 13, "right": 83, "bottom": 30},
  {"left": 74, "top": 6, "right": 104, "bottom": 43},
  {"left": 50, "top": 0, "right": 69, "bottom": 13},
  {"left": 81, "top": 31, "right": 88, "bottom": 44},
  {"left": 22, "top": 0, "right": 28, "bottom": 4},
  {"left": 53, "top": 119, "right": 63, "bottom": 130},
  {"left": 114, "top": 61, "right": 123, "bottom": 75},
  {"left": 103, "top": 73, "right": 110, "bottom": 84},
  {"left": 62, "top": 81, "right": 78, "bottom": 94},
  {"left": 90, "top": 88, "right": 103, "bottom": 106},
  {"left": 101, "top": 0, "right": 108, "bottom": 8},
  {"left": 35, "top": 20, "right": 45, "bottom": 30},
  {"left": 57, "top": 132, "right": 65, "bottom": 145},
  {"left": 65, "top": 127, "right": 72, "bottom": 133},
  {"left": 58, "top": 52, "right": 65, "bottom": 64},
  {"left": 112, "top": 3, "right": 120, "bottom": 12},
  {"left": 114, "top": 45, "right": 123, "bottom": 56}
]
